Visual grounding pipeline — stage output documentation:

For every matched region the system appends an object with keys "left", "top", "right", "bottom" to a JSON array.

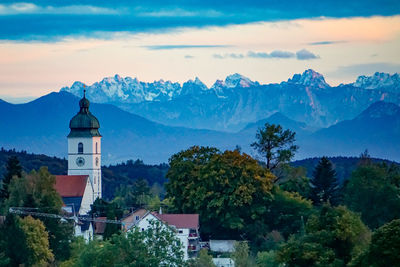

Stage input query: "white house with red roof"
[
  {"left": 53, "top": 91, "right": 102, "bottom": 240},
  {"left": 124, "top": 210, "right": 200, "bottom": 261}
]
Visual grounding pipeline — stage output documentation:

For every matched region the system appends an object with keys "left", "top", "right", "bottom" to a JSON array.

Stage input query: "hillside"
[
  {"left": 301, "top": 101, "right": 400, "bottom": 161},
  {"left": 1, "top": 92, "right": 400, "bottom": 162},
  {"left": 0, "top": 148, "right": 167, "bottom": 200},
  {"left": 0, "top": 91, "right": 241, "bottom": 164}
]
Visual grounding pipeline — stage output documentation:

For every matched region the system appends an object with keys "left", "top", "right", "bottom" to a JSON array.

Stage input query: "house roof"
[
  {"left": 122, "top": 209, "right": 148, "bottom": 224},
  {"left": 55, "top": 175, "right": 88, "bottom": 197},
  {"left": 153, "top": 213, "right": 199, "bottom": 229}
]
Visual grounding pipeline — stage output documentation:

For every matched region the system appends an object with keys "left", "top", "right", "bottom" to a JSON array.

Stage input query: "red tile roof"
[
  {"left": 154, "top": 213, "right": 199, "bottom": 229},
  {"left": 55, "top": 175, "right": 88, "bottom": 197}
]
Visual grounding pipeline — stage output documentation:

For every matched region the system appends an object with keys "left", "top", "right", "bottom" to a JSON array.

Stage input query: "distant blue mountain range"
[
  {"left": 61, "top": 70, "right": 400, "bottom": 131},
  {"left": 1, "top": 90, "right": 400, "bottom": 163}
]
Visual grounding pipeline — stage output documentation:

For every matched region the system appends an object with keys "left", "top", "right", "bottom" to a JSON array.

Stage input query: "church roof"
[
  {"left": 68, "top": 91, "right": 101, "bottom": 138},
  {"left": 55, "top": 175, "right": 88, "bottom": 197}
]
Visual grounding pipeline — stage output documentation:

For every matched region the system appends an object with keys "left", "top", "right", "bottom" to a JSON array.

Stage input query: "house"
[{"left": 123, "top": 209, "right": 200, "bottom": 261}]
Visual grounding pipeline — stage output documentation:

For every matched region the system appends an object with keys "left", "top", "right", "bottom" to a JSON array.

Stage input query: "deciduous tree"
[
  {"left": 166, "top": 146, "right": 274, "bottom": 239},
  {"left": 251, "top": 123, "right": 298, "bottom": 172}
]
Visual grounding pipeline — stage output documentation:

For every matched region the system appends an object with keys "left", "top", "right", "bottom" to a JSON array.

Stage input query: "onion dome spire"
[{"left": 68, "top": 89, "right": 101, "bottom": 138}]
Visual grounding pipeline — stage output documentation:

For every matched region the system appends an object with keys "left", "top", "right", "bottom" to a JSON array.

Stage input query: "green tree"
[
  {"left": 351, "top": 219, "right": 400, "bottom": 267},
  {"left": 90, "top": 198, "right": 122, "bottom": 239},
  {"left": 67, "top": 220, "right": 184, "bottom": 267},
  {"left": 19, "top": 215, "right": 54, "bottom": 266},
  {"left": 278, "top": 164, "right": 311, "bottom": 199},
  {"left": 232, "top": 241, "right": 255, "bottom": 267},
  {"left": 251, "top": 123, "right": 298, "bottom": 172},
  {"left": 265, "top": 188, "right": 313, "bottom": 239},
  {"left": 0, "top": 156, "right": 22, "bottom": 202},
  {"left": 256, "top": 250, "right": 282, "bottom": 267},
  {"left": 343, "top": 163, "right": 400, "bottom": 229},
  {"left": 309, "top": 157, "right": 340, "bottom": 206},
  {"left": 113, "top": 178, "right": 152, "bottom": 209},
  {"left": 187, "top": 249, "right": 216, "bottom": 267},
  {"left": 166, "top": 146, "right": 274, "bottom": 239},
  {"left": 277, "top": 205, "right": 370, "bottom": 267},
  {"left": 0, "top": 214, "right": 29, "bottom": 266},
  {"left": 5, "top": 167, "right": 74, "bottom": 262}
]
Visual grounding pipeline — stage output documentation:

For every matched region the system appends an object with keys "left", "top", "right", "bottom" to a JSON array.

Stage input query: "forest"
[{"left": 0, "top": 123, "right": 399, "bottom": 266}]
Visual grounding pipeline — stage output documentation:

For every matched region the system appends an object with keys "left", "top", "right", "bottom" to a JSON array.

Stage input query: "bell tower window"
[{"left": 78, "top": 142, "right": 83, "bottom": 154}]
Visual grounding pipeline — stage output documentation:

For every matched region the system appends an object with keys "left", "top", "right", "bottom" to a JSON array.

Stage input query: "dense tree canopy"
[
  {"left": 343, "top": 163, "right": 400, "bottom": 229},
  {"left": 351, "top": 219, "right": 400, "bottom": 267},
  {"left": 63, "top": 220, "right": 184, "bottom": 267},
  {"left": 277, "top": 205, "right": 370, "bottom": 267},
  {"left": 3, "top": 167, "right": 74, "bottom": 262},
  {"left": 166, "top": 146, "right": 275, "bottom": 239},
  {"left": 251, "top": 123, "right": 298, "bottom": 172}
]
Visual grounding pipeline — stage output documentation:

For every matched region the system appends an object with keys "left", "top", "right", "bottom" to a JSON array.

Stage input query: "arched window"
[{"left": 78, "top": 142, "right": 83, "bottom": 154}]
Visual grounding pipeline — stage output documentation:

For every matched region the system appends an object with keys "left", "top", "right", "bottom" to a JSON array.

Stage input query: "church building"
[{"left": 54, "top": 91, "right": 102, "bottom": 238}]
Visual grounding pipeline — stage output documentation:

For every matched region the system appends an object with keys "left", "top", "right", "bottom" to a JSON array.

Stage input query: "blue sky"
[{"left": 0, "top": 1, "right": 399, "bottom": 102}]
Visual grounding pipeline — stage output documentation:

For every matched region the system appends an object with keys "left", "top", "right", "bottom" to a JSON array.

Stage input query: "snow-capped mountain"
[
  {"left": 61, "top": 74, "right": 181, "bottom": 103},
  {"left": 61, "top": 70, "right": 400, "bottom": 131},
  {"left": 285, "top": 69, "right": 330, "bottom": 89},
  {"left": 353, "top": 72, "right": 400, "bottom": 91}
]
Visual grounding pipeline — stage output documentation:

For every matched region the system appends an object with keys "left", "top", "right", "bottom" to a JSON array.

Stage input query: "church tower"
[{"left": 67, "top": 91, "right": 102, "bottom": 213}]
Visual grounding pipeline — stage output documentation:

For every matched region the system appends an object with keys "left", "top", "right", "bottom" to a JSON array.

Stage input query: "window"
[
  {"left": 135, "top": 216, "right": 140, "bottom": 221},
  {"left": 178, "top": 230, "right": 183, "bottom": 234},
  {"left": 96, "top": 142, "right": 98, "bottom": 154},
  {"left": 78, "top": 142, "right": 83, "bottom": 154}
]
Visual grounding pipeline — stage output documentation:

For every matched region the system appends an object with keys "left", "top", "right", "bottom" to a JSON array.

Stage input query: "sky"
[{"left": 0, "top": 0, "right": 400, "bottom": 103}]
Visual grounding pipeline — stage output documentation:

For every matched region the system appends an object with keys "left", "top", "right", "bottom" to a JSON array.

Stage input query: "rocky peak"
[
  {"left": 224, "top": 73, "right": 256, "bottom": 88},
  {"left": 287, "top": 69, "right": 330, "bottom": 88},
  {"left": 353, "top": 72, "right": 400, "bottom": 90}
]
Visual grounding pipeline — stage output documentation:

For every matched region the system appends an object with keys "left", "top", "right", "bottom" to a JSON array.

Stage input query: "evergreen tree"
[
  {"left": 309, "top": 157, "right": 340, "bottom": 206},
  {"left": 0, "top": 156, "right": 22, "bottom": 201}
]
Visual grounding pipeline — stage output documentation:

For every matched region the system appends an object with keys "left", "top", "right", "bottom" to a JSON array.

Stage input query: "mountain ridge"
[{"left": 61, "top": 70, "right": 400, "bottom": 131}]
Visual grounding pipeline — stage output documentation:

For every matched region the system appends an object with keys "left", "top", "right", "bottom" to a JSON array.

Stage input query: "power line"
[{"left": 8, "top": 207, "right": 134, "bottom": 226}]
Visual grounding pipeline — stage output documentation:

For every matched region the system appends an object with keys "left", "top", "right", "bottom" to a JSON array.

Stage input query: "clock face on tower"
[{"left": 76, "top": 157, "right": 85, "bottom": 167}]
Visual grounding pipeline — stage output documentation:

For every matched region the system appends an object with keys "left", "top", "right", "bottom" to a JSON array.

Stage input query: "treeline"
[
  {"left": 291, "top": 154, "right": 399, "bottom": 183},
  {"left": 0, "top": 148, "right": 168, "bottom": 200}
]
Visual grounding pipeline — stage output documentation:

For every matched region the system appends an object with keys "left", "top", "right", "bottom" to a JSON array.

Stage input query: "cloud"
[
  {"left": 0, "top": 3, "right": 119, "bottom": 15},
  {"left": 143, "top": 45, "right": 229, "bottom": 50},
  {"left": 247, "top": 51, "right": 269, "bottom": 58},
  {"left": 296, "top": 49, "right": 319, "bottom": 60},
  {"left": 0, "top": 0, "right": 399, "bottom": 41},
  {"left": 270, "top": 50, "right": 295, "bottom": 58},
  {"left": 308, "top": 41, "right": 344, "bottom": 45},
  {"left": 213, "top": 53, "right": 244, "bottom": 59},
  {"left": 247, "top": 50, "right": 295, "bottom": 58},
  {"left": 215, "top": 49, "right": 318, "bottom": 60}
]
